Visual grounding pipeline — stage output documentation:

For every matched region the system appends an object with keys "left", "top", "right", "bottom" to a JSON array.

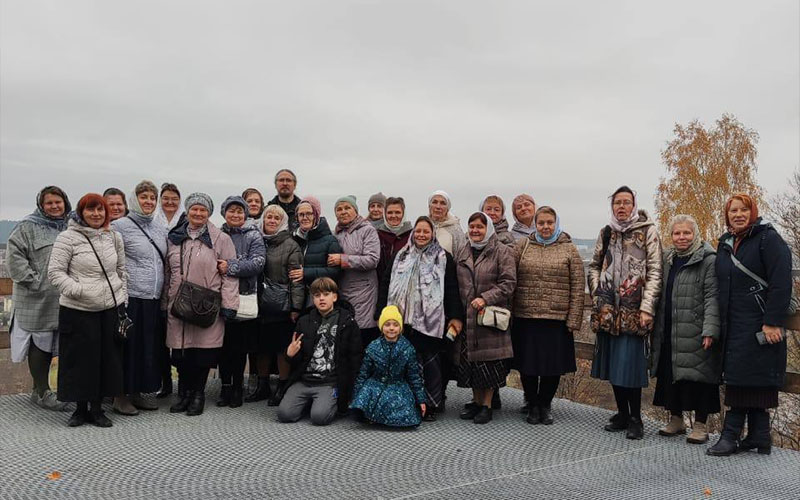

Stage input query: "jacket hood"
[
  {"left": 168, "top": 219, "right": 219, "bottom": 248},
  {"left": 435, "top": 213, "right": 461, "bottom": 229},
  {"left": 223, "top": 222, "right": 258, "bottom": 236},
  {"left": 265, "top": 229, "right": 292, "bottom": 246},
  {"left": 665, "top": 241, "right": 716, "bottom": 266},
  {"left": 626, "top": 209, "right": 655, "bottom": 232},
  {"left": 308, "top": 217, "right": 334, "bottom": 240}
]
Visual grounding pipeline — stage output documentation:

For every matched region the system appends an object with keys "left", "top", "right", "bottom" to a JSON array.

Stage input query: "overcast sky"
[{"left": 1, "top": 0, "right": 797, "bottom": 237}]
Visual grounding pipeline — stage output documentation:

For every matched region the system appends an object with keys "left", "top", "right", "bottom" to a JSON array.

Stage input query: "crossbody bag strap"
[
  {"left": 127, "top": 216, "right": 165, "bottom": 264},
  {"left": 81, "top": 233, "right": 119, "bottom": 308},
  {"left": 729, "top": 252, "right": 768, "bottom": 289}
]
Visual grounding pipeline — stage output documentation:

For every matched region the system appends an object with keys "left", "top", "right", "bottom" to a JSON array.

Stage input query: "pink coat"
[{"left": 165, "top": 222, "right": 239, "bottom": 350}]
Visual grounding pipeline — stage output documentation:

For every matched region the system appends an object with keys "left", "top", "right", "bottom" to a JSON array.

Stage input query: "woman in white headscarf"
[
  {"left": 153, "top": 183, "right": 184, "bottom": 230},
  {"left": 428, "top": 190, "right": 467, "bottom": 257}
]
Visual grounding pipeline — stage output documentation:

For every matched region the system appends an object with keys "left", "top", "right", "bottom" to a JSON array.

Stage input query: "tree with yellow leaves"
[{"left": 655, "top": 114, "right": 765, "bottom": 245}]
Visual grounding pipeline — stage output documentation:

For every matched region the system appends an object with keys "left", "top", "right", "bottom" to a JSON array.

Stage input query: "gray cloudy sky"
[{"left": 1, "top": 0, "right": 798, "bottom": 236}]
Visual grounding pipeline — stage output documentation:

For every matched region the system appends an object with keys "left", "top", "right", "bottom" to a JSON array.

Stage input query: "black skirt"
[
  {"left": 171, "top": 347, "right": 221, "bottom": 368},
  {"left": 511, "top": 318, "right": 576, "bottom": 377},
  {"left": 457, "top": 335, "right": 509, "bottom": 389},
  {"left": 57, "top": 306, "right": 124, "bottom": 402},
  {"left": 724, "top": 385, "right": 779, "bottom": 409},
  {"left": 123, "top": 298, "right": 164, "bottom": 395},
  {"left": 653, "top": 346, "right": 720, "bottom": 414},
  {"left": 252, "top": 319, "right": 294, "bottom": 354}
]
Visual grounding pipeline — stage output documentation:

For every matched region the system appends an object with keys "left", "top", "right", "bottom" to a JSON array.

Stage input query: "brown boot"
[
  {"left": 687, "top": 422, "right": 709, "bottom": 444},
  {"left": 658, "top": 414, "right": 685, "bottom": 436}
]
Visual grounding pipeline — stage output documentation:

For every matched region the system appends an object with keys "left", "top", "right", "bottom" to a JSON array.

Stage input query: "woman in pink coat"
[{"left": 164, "top": 193, "right": 239, "bottom": 417}]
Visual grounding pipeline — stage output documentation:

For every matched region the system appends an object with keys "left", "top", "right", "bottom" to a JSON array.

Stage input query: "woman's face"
[
  {"left": 41, "top": 193, "right": 65, "bottom": 218},
  {"left": 368, "top": 202, "right": 384, "bottom": 221},
  {"left": 612, "top": 192, "right": 635, "bottom": 220},
  {"left": 187, "top": 205, "right": 209, "bottom": 228},
  {"left": 671, "top": 222, "right": 695, "bottom": 252},
  {"left": 482, "top": 200, "right": 503, "bottom": 224},
  {"left": 83, "top": 205, "right": 106, "bottom": 229},
  {"left": 468, "top": 218, "right": 488, "bottom": 242},
  {"left": 160, "top": 190, "right": 180, "bottom": 214},
  {"left": 263, "top": 211, "right": 283, "bottom": 235},
  {"left": 385, "top": 203, "right": 404, "bottom": 227},
  {"left": 727, "top": 199, "right": 751, "bottom": 232},
  {"left": 429, "top": 196, "right": 449, "bottom": 222},
  {"left": 413, "top": 222, "right": 433, "bottom": 247},
  {"left": 105, "top": 194, "right": 126, "bottom": 221},
  {"left": 245, "top": 193, "right": 262, "bottom": 217},
  {"left": 535, "top": 212, "right": 556, "bottom": 239},
  {"left": 137, "top": 191, "right": 158, "bottom": 216},
  {"left": 225, "top": 204, "right": 246, "bottom": 228},
  {"left": 296, "top": 204, "right": 315, "bottom": 231},
  {"left": 335, "top": 203, "right": 357, "bottom": 226},
  {"left": 514, "top": 200, "right": 535, "bottom": 225}
]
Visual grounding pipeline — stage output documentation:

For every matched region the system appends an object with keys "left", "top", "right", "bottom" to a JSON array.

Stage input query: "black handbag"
[
  {"left": 170, "top": 240, "right": 221, "bottom": 328},
  {"left": 82, "top": 233, "right": 132, "bottom": 341},
  {"left": 260, "top": 276, "right": 290, "bottom": 313}
]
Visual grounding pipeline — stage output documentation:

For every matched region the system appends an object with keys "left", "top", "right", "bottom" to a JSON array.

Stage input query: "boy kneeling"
[{"left": 277, "top": 277, "right": 362, "bottom": 425}]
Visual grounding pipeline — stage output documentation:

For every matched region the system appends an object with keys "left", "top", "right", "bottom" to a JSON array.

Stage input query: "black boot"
[
  {"left": 156, "top": 373, "right": 173, "bottom": 399},
  {"left": 604, "top": 412, "right": 629, "bottom": 432},
  {"left": 473, "top": 406, "right": 493, "bottom": 424},
  {"left": 460, "top": 404, "right": 481, "bottom": 420},
  {"left": 268, "top": 380, "right": 287, "bottom": 407},
  {"left": 539, "top": 406, "right": 554, "bottom": 425},
  {"left": 625, "top": 417, "right": 644, "bottom": 440},
  {"left": 170, "top": 386, "right": 191, "bottom": 413},
  {"left": 89, "top": 401, "right": 113, "bottom": 428},
  {"left": 68, "top": 402, "right": 89, "bottom": 427},
  {"left": 526, "top": 406, "right": 541, "bottom": 425},
  {"left": 245, "top": 376, "right": 271, "bottom": 403},
  {"left": 216, "top": 384, "right": 232, "bottom": 407},
  {"left": 229, "top": 385, "right": 244, "bottom": 408},
  {"left": 739, "top": 410, "right": 772, "bottom": 455},
  {"left": 707, "top": 410, "right": 745, "bottom": 456},
  {"left": 186, "top": 391, "right": 206, "bottom": 416}
]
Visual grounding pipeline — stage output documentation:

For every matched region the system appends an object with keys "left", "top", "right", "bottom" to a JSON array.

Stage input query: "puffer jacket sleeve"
[
  {"left": 342, "top": 226, "right": 380, "bottom": 271},
  {"left": 48, "top": 232, "right": 81, "bottom": 300},
  {"left": 303, "top": 237, "right": 344, "bottom": 283},
  {"left": 701, "top": 253, "right": 720, "bottom": 340},
  {"left": 113, "top": 231, "right": 128, "bottom": 303},
  {"left": 479, "top": 244, "right": 517, "bottom": 308},
  {"left": 567, "top": 243, "right": 587, "bottom": 332},
  {"left": 227, "top": 231, "right": 266, "bottom": 278},
  {"left": 6, "top": 225, "right": 37, "bottom": 285},
  {"left": 587, "top": 228, "right": 605, "bottom": 296},
  {"left": 217, "top": 234, "right": 240, "bottom": 311},
  {"left": 287, "top": 242, "right": 305, "bottom": 311},
  {"left": 639, "top": 225, "right": 663, "bottom": 316}
]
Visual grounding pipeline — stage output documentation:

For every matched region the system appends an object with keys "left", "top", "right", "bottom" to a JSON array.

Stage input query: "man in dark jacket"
[
  {"left": 277, "top": 278, "right": 362, "bottom": 425},
  {"left": 268, "top": 169, "right": 302, "bottom": 231}
]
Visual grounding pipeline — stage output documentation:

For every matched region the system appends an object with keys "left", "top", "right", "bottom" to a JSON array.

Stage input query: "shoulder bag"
[
  {"left": 82, "top": 233, "right": 132, "bottom": 341},
  {"left": 170, "top": 240, "right": 222, "bottom": 328}
]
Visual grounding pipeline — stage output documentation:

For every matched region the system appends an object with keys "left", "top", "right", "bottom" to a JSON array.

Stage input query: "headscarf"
[
  {"left": 378, "top": 305, "right": 404, "bottom": 333},
  {"left": 427, "top": 190, "right": 451, "bottom": 210},
  {"left": 262, "top": 204, "right": 289, "bottom": 240},
  {"left": 128, "top": 183, "right": 159, "bottom": 221},
  {"left": 387, "top": 220, "right": 447, "bottom": 338},
  {"left": 380, "top": 201, "right": 412, "bottom": 236},
  {"left": 185, "top": 192, "right": 214, "bottom": 214},
  {"left": 22, "top": 186, "right": 71, "bottom": 231},
  {"left": 468, "top": 212, "right": 496, "bottom": 250},
  {"left": 294, "top": 198, "right": 321, "bottom": 240},
  {"left": 154, "top": 186, "right": 184, "bottom": 230},
  {"left": 533, "top": 206, "right": 563, "bottom": 246},
  {"left": 668, "top": 214, "right": 703, "bottom": 257},
  {"left": 608, "top": 187, "right": 640, "bottom": 232}
]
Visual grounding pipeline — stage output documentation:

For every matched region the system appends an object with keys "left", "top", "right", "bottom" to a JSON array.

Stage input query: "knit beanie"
[
  {"left": 335, "top": 195, "right": 358, "bottom": 213},
  {"left": 185, "top": 192, "right": 214, "bottom": 213},
  {"left": 378, "top": 305, "right": 404, "bottom": 332},
  {"left": 220, "top": 195, "right": 247, "bottom": 217},
  {"left": 368, "top": 192, "right": 386, "bottom": 207}
]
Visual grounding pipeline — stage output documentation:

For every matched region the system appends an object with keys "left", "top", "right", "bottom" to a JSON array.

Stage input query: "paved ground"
[{"left": 1, "top": 383, "right": 798, "bottom": 500}]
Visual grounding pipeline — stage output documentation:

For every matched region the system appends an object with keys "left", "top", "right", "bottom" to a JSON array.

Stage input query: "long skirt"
[
  {"left": 653, "top": 337, "right": 720, "bottom": 415},
  {"left": 57, "top": 306, "right": 124, "bottom": 402},
  {"left": 724, "top": 385, "right": 779, "bottom": 409},
  {"left": 457, "top": 335, "right": 509, "bottom": 389},
  {"left": 406, "top": 328, "right": 445, "bottom": 409},
  {"left": 123, "top": 298, "right": 164, "bottom": 394},
  {"left": 590, "top": 331, "right": 648, "bottom": 388},
  {"left": 512, "top": 318, "right": 576, "bottom": 377}
]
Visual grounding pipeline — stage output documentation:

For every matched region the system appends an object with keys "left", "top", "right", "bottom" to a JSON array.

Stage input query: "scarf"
[
  {"left": 468, "top": 212, "right": 495, "bottom": 250},
  {"left": 22, "top": 187, "right": 72, "bottom": 231},
  {"left": 511, "top": 221, "right": 535, "bottom": 237},
  {"left": 379, "top": 219, "right": 413, "bottom": 236},
  {"left": 154, "top": 199, "right": 185, "bottom": 230},
  {"left": 674, "top": 235, "right": 703, "bottom": 258},
  {"left": 336, "top": 214, "right": 365, "bottom": 234},
  {"left": 127, "top": 189, "right": 156, "bottom": 222},
  {"left": 534, "top": 215, "right": 562, "bottom": 246},
  {"left": 609, "top": 201, "right": 640, "bottom": 233},
  {"left": 387, "top": 238, "right": 447, "bottom": 338}
]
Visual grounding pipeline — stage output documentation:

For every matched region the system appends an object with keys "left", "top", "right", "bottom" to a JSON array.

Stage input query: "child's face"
[
  {"left": 382, "top": 320, "right": 401, "bottom": 342},
  {"left": 313, "top": 291, "right": 337, "bottom": 314}
]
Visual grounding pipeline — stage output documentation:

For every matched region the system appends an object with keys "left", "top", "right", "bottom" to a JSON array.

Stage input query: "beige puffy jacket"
[
  {"left": 513, "top": 232, "right": 586, "bottom": 332},
  {"left": 48, "top": 220, "right": 128, "bottom": 312}
]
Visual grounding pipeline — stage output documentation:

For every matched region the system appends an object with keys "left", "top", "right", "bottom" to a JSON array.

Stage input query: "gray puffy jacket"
[{"left": 650, "top": 242, "right": 721, "bottom": 384}]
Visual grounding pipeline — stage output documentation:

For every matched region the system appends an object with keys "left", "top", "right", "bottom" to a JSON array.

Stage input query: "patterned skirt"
[{"left": 457, "top": 337, "right": 509, "bottom": 389}]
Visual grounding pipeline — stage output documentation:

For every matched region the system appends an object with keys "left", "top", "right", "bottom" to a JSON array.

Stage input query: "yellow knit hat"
[{"left": 378, "top": 305, "right": 404, "bottom": 332}]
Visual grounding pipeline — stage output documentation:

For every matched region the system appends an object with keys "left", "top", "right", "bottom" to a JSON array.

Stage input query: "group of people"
[{"left": 6, "top": 169, "right": 793, "bottom": 458}]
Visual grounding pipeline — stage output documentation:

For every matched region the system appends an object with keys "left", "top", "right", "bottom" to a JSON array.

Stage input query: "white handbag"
[
  {"left": 235, "top": 293, "right": 259, "bottom": 321},
  {"left": 477, "top": 305, "right": 511, "bottom": 332}
]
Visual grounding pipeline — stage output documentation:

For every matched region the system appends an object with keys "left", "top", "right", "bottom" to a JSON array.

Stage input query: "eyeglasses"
[
  {"left": 297, "top": 212, "right": 314, "bottom": 219},
  {"left": 612, "top": 200, "right": 634, "bottom": 207}
]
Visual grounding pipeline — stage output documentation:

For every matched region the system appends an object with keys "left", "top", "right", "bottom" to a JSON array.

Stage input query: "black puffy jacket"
[{"left": 293, "top": 217, "right": 343, "bottom": 286}]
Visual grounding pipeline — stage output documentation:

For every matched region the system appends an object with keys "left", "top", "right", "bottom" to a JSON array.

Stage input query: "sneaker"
[{"left": 36, "top": 390, "right": 68, "bottom": 412}]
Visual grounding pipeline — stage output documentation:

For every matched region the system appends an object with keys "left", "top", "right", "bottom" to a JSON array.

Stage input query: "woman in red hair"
[
  {"left": 707, "top": 193, "right": 792, "bottom": 456},
  {"left": 48, "top": 193, "right": 128, "bottom": 428}
]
